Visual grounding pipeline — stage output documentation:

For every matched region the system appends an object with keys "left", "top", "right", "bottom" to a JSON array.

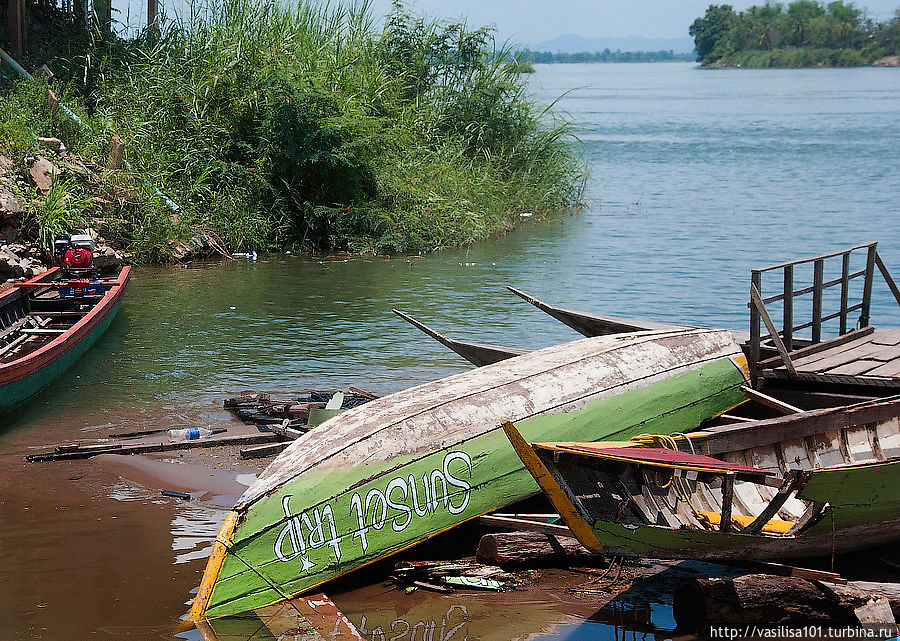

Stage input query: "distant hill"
[{"left": 531, "top": 34, "right": 696, "bottom": 54}]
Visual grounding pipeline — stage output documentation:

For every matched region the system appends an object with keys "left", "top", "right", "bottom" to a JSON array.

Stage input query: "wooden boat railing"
[{"left": 748, "top": 242, "right": 900, "bottom": 384}]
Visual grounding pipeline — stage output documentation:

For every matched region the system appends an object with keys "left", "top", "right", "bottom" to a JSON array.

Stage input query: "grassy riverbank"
[
  {"left": 690, "top": 2, "right": 899, "bottom": 67},
  {"left": 0, "top": 0, "right": 584, "bottom": 261}
]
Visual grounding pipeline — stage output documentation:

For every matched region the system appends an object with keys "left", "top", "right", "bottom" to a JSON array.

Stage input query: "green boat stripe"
[
  {"left": 239, "top": 372, "right": 747, "bottom": 543},
  {"left": 242, "top": 341, "right": 742, "bottom": 511}
]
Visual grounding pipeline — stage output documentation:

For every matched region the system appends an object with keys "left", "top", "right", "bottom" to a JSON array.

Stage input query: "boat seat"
[{"left": 696, "top": 510, "right": 796, "bottom": 535}]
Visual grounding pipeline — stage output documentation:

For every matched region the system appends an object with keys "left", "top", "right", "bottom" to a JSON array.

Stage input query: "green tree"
[{"left": 690, "top": 4, "right": 738, "bottom": 62}]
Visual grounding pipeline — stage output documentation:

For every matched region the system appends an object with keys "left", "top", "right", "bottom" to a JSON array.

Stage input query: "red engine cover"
[{"left": 64, "top": 248, "right": 93, "bottom": 268}]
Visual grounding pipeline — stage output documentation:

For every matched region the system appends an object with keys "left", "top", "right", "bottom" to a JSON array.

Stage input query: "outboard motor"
[
  {"left": 54, "top": 233, "right": 101, "bottom": 298},
  {"left": 55, "top": 234, "right": 96, "bottom": 276}
]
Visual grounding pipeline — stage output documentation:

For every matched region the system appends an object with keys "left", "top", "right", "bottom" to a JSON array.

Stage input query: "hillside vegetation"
[
  {"left": 690, "top": 1, "right": 899, "bottom": 67},
  {"left": 0, "top": 0, "right": 584, "bottom": 260}
]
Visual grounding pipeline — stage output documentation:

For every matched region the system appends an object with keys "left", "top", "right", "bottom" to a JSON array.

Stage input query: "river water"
[{"left": 1, "top": 62, "right": 898, "bottom": 640}]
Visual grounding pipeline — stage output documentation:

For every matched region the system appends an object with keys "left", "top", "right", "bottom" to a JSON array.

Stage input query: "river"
[{"left": 1, "top": 62, "right": 898, "bottom": 640}]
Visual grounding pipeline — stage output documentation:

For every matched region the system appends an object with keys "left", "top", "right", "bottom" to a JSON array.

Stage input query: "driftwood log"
[
  {"left": 674, "top": 574, "right": 900, "bottom": 631},
  {"left": 475, "top": 531, "right": 602, "bottom": 569}
]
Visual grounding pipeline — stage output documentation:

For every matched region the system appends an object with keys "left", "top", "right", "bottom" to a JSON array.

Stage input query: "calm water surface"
[{"left": 1, "top": 62, "right": 898, "bottom": 640}]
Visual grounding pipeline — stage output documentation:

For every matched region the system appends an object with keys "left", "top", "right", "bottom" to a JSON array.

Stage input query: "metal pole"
[{"left": 148, "top": 0, "right": 159, "bottom": 28}]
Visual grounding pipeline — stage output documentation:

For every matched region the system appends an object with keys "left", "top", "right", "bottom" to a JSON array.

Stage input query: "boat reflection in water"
[{"left": 194, "top": 593, "right": 364, "bottom": 641}]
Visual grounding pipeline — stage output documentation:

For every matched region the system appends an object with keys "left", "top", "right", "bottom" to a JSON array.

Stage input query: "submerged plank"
[{"left": 27, "top": 432, "right": 281, "bottom": 461}]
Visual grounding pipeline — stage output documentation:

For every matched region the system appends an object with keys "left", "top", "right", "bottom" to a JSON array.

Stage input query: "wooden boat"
[
  {"left": 194, "top": 593, "right": 364, "bottom": 641},
  {"left": 504, "top": 394, "right": 900, "bottom": 562},
  {"left": 395, "top": 290, "right": 688, "bottom": 367},
  {"left": 506, "top": 286, "right": 687, "bottom": 337},
  {"left": 0, "top": 266, "right": 130, "bottom": 415},
  {"left": 392, "top": 309, "right": 526, "bottom": 366},
  {"left": 191, "top": 327, "right": 749, "bottom": 619}
]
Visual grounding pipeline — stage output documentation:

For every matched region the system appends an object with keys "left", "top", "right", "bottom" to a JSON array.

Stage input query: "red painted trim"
[{"left": 0, "top": 266, "right": 131, "bottom": 385}]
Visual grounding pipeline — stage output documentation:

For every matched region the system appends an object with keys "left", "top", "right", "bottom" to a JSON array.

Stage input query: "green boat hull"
[
  {"left": 200, "top": 343, "right": 748, "bottom": 618},
  {"left": 0, "top": 298, "right": 123, "bottom": 416},
  {"left": 586, "top": 460, "right": 900, "bottom": 560}
]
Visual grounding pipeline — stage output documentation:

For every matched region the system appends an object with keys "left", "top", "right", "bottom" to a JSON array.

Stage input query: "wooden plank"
[
  {"left": 26, "top": 433, "right": 281, "bottom": 462},
  {"left": 740, "top": 386, "right": 801, "bottom": 414},
  {"left": 788, "top": 333, "right": 879, "bottom": 369},
  {"left": 727, "top": 560, "right": 847, "bottom": 584},
  {"left": 860, "top": 245, "right": 877, "bottom": 327},
  {"left": 870, "top": 344, "right": 900, "bottom": 362},
  {"left": 240, "top": 442, "right": 290, "bottom": 459},
  {"left": 719, "top": 414, "right": 757, "bottom": 423},
  {"left": 783, "top": 265, "right": 793, "bottom": 351},
  {"left": 840, "top": 252, "right": 851, "bottom": 334},
  {"left": 812, "top": 259, "right": 824, "bottom": 343},
  {"left": 698, "top": 397, "right": 900, "bottom": 456},
  {"left": 761, "top": 270, "right": 866, "bottom": 305},
  {"left": 802, "top": 342, "right": 889, "bottom": 372},
  {"left": 763, "top": 369, "right": 900, "bottom": 387},
  {"left": 719, "top": 472, "right": 735, "bottom": 532},
  {"left": 757, "top": 326, "right": 875, "bottom": 369},
  {"left": 825, "top": 360, "right": 884, "bottom": 376},
  {"left": 749, "top": 284, "right": 796, "bottom": 378},
  {"left": 0, "top": 315, "right": 33, "bottom": 341},
  {"left": 479, "top": 515, "right": 574, "bottom": 538},
  {"left": 871, "top": 329, "right": 900, "bottom": 346},
  {"left": 29, "top": 311, "right": 88, "bottom": 318},
  {"left": 21, "top": 328, "right": 67, "bottom": 335},
  {"left": 739, "top": 471, "right": 806, "bottom": 535},
  {"left": 753, "top": 242, "right": 877, "bottom": 274},
  {"left": 750, "top": 271, "right": 762, "bottom": 384},
  {"left": 875, "top": 252, "right": 900, "bottom": 307},
  {"left": 865, "top": 361, "right": 900, "bottom": 378}
]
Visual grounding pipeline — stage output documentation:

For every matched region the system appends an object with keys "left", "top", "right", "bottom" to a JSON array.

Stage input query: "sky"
[
  {"left": 366, "top": 0, "right": 899, "bottom": 44},
  {"left": 120, "top": 0, "right": 900, "bottom": 42}
]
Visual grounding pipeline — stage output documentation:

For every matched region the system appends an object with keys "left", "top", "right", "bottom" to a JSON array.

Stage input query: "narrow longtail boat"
[
  {"left": 506, "top": 286, "right": 688, "bottom": 337},
  {"left": 191, "top": 327, "right": 749, "bottom": 619},
  {"left": 504, "top": 394, "right": 900, "bottom": 561},
  {"left": 396, "top": 288, "right": 691, "bottom": 368},
  {"left": 392, "top": 309, "right": 526, "bottom": 366},
  {"left": 0, "top": 266, "right": 130, "bottom": 415}
]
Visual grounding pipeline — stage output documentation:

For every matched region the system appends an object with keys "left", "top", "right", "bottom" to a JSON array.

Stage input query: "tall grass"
[{"left": 3, "top": 0, "right": 585, "bottom": 257}]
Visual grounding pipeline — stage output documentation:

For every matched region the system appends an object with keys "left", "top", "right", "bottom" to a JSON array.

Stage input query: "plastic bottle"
[{"left": 168, "top": 427, "right": 213, "bottom": 441}]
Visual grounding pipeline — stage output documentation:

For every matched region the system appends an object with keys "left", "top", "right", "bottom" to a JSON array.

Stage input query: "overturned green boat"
[{"left": 192, "top": 328, "right": 749, "bottom": 619}]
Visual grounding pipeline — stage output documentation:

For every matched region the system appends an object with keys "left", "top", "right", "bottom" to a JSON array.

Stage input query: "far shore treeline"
[
  {"left": 690, "top": 1, "right": 899, "bottom": 67},
  {"left": 516, "top": 49, "right": 695, "bottom": 64},
  {"left": 0, "top": 0, "right": 584, "bottom": 260}
]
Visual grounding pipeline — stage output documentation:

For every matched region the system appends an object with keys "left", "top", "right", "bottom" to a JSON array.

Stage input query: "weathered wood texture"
[
  {"left": 747, "top": 243, "right": 900, "bottom": 388},
  {"left": 674, "top": 574, "right": 900, "bottom": 631},
  {"left": 475, "top": 531, "right": 600, "bottom": 568},
  {"left": 761, "top": 328, "right": 900, "bottom": 388},
  {"left": 197, "top": 329, "right": 748, "bottom": 619},
  {"left": 27, "top": 432, "right": 280, "bottom": 461}
]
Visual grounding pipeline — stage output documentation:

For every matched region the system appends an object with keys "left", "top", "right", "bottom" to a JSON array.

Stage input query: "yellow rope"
[{"left": 631, "top": 433, "right": 700, "bottom": 514}]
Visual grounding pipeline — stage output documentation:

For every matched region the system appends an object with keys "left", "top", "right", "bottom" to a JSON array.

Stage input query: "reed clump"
[{"left": 0, "top": 0, "right": 584, "bottom": 259}]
